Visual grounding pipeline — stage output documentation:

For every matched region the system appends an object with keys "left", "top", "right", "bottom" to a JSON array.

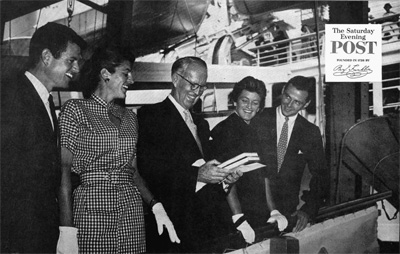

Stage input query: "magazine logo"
[
  {"left": 330, "top": 41, "right": 378, "bottom": 54},
  {"left": 333, "top": 64, "right": 373, "bottom": 79},
  {"left": 325, "top": 24, "right": 382, "bottom": 82}
]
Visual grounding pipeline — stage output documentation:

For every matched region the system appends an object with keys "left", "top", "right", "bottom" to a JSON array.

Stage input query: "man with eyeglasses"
[
  {"left": 137, "top": 57, "right": 240, "bottom": 252},
  {"left": 253, "top": 76, "right": 328, "bottom": 233}
]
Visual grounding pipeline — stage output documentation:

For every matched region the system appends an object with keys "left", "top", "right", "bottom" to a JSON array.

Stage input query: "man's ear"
[
  {"left": 171, "top": 73, "right": 179, "bottom": 88},
  {"left": 281, "top": 84, "right": 286, "bottom": 94},
  {"left": 41, "top": 49, "right": 52, "bottom": 66},
  {"left": 303, "top": 100, "right": 311, "bottom": 109},
  {"left": 100, "top": 68, "right": 111, "bottom": 81}
]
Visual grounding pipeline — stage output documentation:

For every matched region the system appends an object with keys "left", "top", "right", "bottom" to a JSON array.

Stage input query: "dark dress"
[{"left": 211, "top": 113, "right": 269, "bottom": 228}]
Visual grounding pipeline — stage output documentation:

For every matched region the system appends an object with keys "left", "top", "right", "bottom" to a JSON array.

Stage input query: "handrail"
[
  {"left": 249, "top": 31, "right": 324, "bottom": 52},
  {"left": 369, "top": 13, "right": 400, "bottom": 24},
  {"left": 248, "top": 30, "right": 325, "bottom": 67},
  {"left": 316, "top": 191, "right": 392, "bottom": 222}
]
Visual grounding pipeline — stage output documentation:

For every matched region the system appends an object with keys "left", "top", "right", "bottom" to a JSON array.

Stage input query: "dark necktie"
[
  {"left": 48, "top": 94, "right": 58, "bottom": 133},
  {"left": 277, "top": 116, "right": 289, "bottom": 171}
]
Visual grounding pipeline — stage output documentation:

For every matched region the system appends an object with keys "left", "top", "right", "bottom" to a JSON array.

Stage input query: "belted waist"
[{"left": 80, "top": 170, "right": 135, "bottom": 185}]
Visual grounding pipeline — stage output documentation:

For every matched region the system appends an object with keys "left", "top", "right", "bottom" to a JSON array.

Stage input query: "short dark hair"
[
  {"left": 28, "top": 22, "right": 87, "bottom": 69},
  {"left": 80, "top": 46, "right": 136, "bottom": 98},
  {"left": 286, "top": 75, "right": 315, "bottom": 102},
  {"left": 384, "top": 3, "right": 392, "bottom": 9},
  {"left": 229, "top": 76, "right": 267, "bottom": 109},
  {"left": 171, "top": 56, "right": 207, "bottom": 76}
]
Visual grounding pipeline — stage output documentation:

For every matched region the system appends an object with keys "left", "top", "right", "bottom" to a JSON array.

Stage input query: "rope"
[{"left": 67, "top": 0, "right": 75, "bottom": 27}]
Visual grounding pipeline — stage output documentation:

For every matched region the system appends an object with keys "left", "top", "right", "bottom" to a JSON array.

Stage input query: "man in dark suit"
[
  {"left": 254, "top": 76, "right": 328, "bottom": 233},
  {"left": 1, "top": 22, "right": 86, "bottom": 253},
  {"left": 137, "top": 57, "right": 238, "bottom": 253}
]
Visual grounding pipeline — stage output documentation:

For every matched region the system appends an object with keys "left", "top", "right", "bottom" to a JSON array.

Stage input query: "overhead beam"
[
  {"left": 0, "top": 0, "right": 62, "bottom": 23},
  {"left": 133, "top": 62, "right": 289, "bottom": 84},
  {"left": 1, "top": 0, "right": 62, "bottom": 44},
  {"left": 77, "top": 0, "right": 108, "bottom": 13}
]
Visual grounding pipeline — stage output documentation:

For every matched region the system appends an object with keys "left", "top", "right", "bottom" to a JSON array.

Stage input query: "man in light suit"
[
  {"left": 1, "top": 22, "right": 86, "bottom": 253},
  {"left": 137, "top": 57, "right": 238, "bottom": 253},
  {"left": 254, "top": 76, "right": 328, "bottom": 233}
]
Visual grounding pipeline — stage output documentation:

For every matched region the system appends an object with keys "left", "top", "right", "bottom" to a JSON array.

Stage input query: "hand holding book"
[{"left": 218, "top": 153, "right": 265, "bottom": 185}]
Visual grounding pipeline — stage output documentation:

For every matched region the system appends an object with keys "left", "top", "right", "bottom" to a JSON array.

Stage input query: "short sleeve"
[{"left": 59, "top": 100, "right": 80, "bottom": 154}]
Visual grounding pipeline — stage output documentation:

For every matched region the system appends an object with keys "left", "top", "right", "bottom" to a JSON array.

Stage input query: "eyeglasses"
[{"left": 176, "top": 73, "right": 207, "bottom": 91}]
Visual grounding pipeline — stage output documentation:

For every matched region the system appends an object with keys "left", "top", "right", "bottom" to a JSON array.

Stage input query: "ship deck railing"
[{"left": 248, "top": 17, "right": 400, "bottom": 68}]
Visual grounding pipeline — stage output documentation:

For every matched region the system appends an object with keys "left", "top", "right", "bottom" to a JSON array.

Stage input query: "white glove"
[
  {"left": 232, "top": 214, "right": 255, "bottom": 244},
  {"left": 152, "top": 202, "right": 181, "bottom": 243},
  {"left": 267, "top": 210, "right": 288, "bottom": 231},
  {"left": 56, "top": 226, "right": 78, "bottom": 254}
]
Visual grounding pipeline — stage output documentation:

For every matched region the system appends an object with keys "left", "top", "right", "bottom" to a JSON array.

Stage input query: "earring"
[{"left": 105, "top": 78, "right": 109, "bottom": 83}]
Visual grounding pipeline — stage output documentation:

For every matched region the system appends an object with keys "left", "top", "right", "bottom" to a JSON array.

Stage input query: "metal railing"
[
  {"left": 369, "top": 14, "right": 400, "bottom": 42},
  {"left": 368, "top": 15, "right": 400, "bottom": 116},
  {"left": 249, "top": 31, "right": 325, "bottom": 67},
  {"left": 250, "top": 16, "right": 400, "bottom": 68}
]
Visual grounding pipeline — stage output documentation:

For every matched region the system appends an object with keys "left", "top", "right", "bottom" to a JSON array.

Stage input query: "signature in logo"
[{"left": 332, "top": 65, "right": 373, "bottom": 79}]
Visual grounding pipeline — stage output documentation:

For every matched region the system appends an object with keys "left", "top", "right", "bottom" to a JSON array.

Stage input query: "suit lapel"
[
  {"left": 278, "top": 114, "right": 305, "bottom": 175},
  {"left": 286, "top": 115, "right": 303, "bottom": 154},
  {"left": 270, "top": 109, "right": 278, "bottom": 148},
  {"left": 164, "top": 99, "right": 203, "bottom": 158},
  {"left": 22, "top": 76, "right": 55, "bottom": 135}
]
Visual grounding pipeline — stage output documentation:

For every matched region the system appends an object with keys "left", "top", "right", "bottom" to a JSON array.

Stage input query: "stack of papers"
[{"left": 219, "top": 152, "right": 265, "bottom": 173}]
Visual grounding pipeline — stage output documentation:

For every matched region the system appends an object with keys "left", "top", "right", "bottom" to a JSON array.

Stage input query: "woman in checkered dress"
[{"left": 58, "top": 47, "right": 180, "bottom": 253}]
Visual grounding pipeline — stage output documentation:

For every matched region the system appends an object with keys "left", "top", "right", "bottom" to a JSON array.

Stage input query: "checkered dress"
[{"left": 59, "top": 94, "right": 145, "bottom": 253}]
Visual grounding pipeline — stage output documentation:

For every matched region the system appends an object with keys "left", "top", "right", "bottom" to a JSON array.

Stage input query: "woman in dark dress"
[{"left": 211, "top": 76, "right": 288, "bottom": 244}]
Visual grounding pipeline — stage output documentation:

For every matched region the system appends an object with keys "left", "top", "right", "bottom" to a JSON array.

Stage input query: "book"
[
  {"left": 219, "top": 152, "right": 265, "bottom": 173},
  {"left": 237, "top": 162, "right": 265, "bottom": 173},
  {"left": 224, "top": 156, "right": 260, "bottom": 170},
  {"left": 218, "top": 152, "right": 258, "bottom": 168}
]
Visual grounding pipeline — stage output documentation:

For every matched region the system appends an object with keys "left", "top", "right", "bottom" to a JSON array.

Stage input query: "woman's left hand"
[
  {"left": 152, "top": 203, "right": 181, "bottom": 243},
  {"left": 223, "top": 168, "right": 244, "bottom": 184}
]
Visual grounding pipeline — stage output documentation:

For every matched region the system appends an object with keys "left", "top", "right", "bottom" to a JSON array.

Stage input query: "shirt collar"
[
  {"left": 91, "top": 93, "right": 108, "bottom": 108},
  {"left": 277, "top": 105, "right": 298, "bottom": 123},
  {"left": 25, "top": 71, "right": 50, "bottom": 104},
  {"left": 168, "top": 94, "right": 188, "bottom": 120},
  {"left": 91, "top": 93, "right": 123, "bottom": 117}
]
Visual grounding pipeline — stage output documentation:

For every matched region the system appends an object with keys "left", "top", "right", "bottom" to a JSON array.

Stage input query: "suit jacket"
[
  {"left": 137, "top": 98, "right": 229, "bottom": 252},
  {"left": 1, "top": 73, "right": 60, "bottom": 253},
  {"left": 253, "top": 107, "right": 327, "bottom": 221}
]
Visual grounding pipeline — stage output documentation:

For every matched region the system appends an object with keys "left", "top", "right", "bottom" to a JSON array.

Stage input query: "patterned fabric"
[
  {"left": 59, "top": 94, "right": 145, "bottom": 253},
  {"left": 277, "top": 116, "right": 289, "bottom": 171}
]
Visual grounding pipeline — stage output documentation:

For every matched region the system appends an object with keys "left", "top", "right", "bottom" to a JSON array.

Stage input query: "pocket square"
[{"left": 298, "top": 150, "right": 303, "bottom": 154}]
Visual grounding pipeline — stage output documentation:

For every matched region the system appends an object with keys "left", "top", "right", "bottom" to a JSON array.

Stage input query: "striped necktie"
[{"left": 277, "top": 116, "right": 289, "bottom": 171}]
